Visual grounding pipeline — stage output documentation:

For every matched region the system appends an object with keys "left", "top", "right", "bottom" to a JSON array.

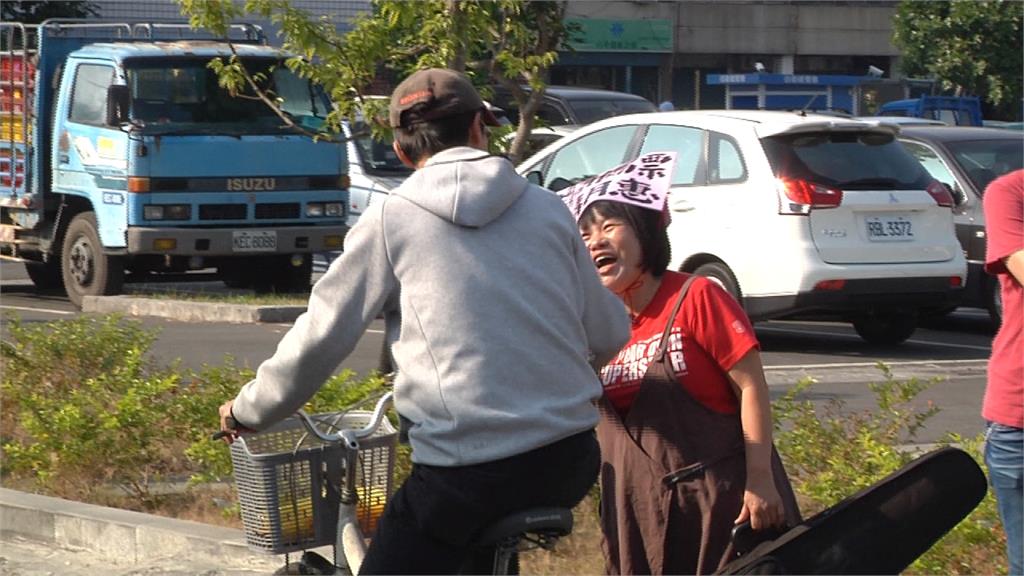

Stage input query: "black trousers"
[{"left": 359, "top": 430, "right": 600, "bottom": 575}]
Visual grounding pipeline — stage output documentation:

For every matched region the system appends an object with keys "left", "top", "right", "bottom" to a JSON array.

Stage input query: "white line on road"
[
  {"left": 766, "top": 358, "right": 988, "bottom": 371},
  {"left": 0, "top": 305, "right": 74, "bottom": 316},
  {"left": 757, "top": 326, "right": 991, "bottom": 351}
]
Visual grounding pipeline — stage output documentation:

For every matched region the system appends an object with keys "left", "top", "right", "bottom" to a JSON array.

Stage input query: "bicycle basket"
[{"left": 229, "top": 410, "right": 398, "bottom": 555}]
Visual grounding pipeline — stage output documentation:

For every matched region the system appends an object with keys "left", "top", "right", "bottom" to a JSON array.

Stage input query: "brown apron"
[{"left": 597, "top": 276, "right": 800, "bottom": 575}]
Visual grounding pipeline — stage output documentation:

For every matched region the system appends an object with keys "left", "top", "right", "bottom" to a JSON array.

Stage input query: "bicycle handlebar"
[{"left": 294, "top": 392, "right": 394, "bottom": 450}]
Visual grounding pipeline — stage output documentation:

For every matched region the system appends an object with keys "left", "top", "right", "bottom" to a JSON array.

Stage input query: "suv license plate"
[
  {"left": 233, "top": 230, "right": 277, "bottom": 252},
  {"left": 866, "top": 215, "right": 913, "bottom": 241}
]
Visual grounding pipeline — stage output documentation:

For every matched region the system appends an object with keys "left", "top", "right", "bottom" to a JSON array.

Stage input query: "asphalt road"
[{"left": 0, "top": 261, "right": 995, "bottom": 444}]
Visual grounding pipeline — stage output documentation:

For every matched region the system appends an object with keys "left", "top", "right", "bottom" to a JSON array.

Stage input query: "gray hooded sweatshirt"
[{"left": 232, "top": 147, "right": 630, "bottom": 466}]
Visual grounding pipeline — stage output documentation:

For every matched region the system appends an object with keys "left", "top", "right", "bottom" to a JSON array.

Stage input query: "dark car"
[
  {"left": 898, "top": 126, "right": 1024, "bottom": 324},
  {"left": 491, "top": 85, "right": 657, "bottom": 127}
]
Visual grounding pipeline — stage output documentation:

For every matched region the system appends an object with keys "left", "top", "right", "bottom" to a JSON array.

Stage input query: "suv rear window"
[{"left": 762, "top": 131, "right": 933, "bottom": 189}]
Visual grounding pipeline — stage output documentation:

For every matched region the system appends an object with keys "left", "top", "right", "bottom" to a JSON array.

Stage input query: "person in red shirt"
[
  {"left": 982, "top": 169, "right": 1023, "bottom": 576},
  {"left": 577, "top": 197, "right": 800, "bottom": 574}
]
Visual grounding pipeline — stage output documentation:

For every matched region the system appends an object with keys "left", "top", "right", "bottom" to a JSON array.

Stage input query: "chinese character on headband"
[{"left": 556, "top": 151, "right": 677, "bottom": 221}]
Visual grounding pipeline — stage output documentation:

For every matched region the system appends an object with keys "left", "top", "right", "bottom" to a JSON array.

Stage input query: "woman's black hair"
[
  {"left": 393, "top": 106, "right": 478, "bottom": 165},
  {"left": 580, "top": 200, "right": 671, "bottom": 276}
]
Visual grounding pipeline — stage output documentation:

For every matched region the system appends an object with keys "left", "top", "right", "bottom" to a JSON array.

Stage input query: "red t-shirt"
[
  {"left": 600, "top": 271, "right": 759, "bottom": 415},
  {"left": 982, "top": 169, "right": 1024, "bottom": 429}
]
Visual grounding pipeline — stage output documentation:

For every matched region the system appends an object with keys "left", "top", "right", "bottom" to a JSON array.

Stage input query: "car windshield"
[
  {"left": 568, "top": 99, "right": 657, "bottom": 125},
  {"left": 762, "top": 130, "right": 933, "bottom": 189},
  {"left": 944, "top": 138, "right": 1024, "bottom": 194},
  {"left": 351, "top": 121, "right": 411, "bottom": 175},
  {"left": 124, "top": 57, "right": 328, "bottom": 133}
]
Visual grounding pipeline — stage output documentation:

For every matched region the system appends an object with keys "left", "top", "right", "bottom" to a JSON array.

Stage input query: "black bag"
[{"left": 717, "top": 447, "right": 988, "bottom": 575}]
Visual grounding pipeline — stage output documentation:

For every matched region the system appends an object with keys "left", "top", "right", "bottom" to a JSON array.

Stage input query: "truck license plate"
[
  {"left": 866, "top": 215, "right": 913, "bottom": 241},
  {"left": 233, "top": 230, "right": 277, "bottom": 252}
]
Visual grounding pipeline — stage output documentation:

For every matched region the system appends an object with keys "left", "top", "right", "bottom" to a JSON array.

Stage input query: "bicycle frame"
[{"left": 294, "top": 392, "right": 394, "bottom": 576}]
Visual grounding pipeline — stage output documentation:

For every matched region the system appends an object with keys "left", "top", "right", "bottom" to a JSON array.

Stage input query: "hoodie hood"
[{"left": 392, "top": 147, "right": 527, "bottom": 228}]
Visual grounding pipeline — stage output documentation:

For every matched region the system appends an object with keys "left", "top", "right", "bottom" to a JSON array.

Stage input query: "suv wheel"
[
  {"left": 693, "top": 262, "right": 740, "bottom": 302},
  {"left": 852, "top": 313, "right": 917, "bottom": 346},
  {"left": 986, "top": 279, "right": 1002, "bottom": 327}
]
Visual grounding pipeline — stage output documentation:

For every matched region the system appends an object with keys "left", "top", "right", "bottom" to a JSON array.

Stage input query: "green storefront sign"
[{"left": 566, "top": 18, "right": 672, "bottom": 53}]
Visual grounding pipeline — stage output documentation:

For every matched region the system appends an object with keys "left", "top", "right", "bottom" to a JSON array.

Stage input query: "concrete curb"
[
  {"left": 82, "top": 295, "right": 306, "bottom": 324},
  {"left": 0, "top": 487, "right": 281, "bottom": 570}
]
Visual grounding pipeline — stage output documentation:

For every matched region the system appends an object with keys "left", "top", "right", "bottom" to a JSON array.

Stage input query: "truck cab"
[
  {"left": 878, "top": 96, "right": 983, "bottom": 127},
  {"left": 0, "top": 21, "right": 349, "bottom": 306}
]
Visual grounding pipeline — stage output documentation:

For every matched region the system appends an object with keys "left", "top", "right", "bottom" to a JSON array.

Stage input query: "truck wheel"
[
  {"left": 693, "top": 262, "right": 741, "bottom": 302},
  {"left": 273, "top": 255, "right": 312, "bottom": 294},
  {"left": 219, "top": 262, "right": 253, "bottom": 289},
  {"left": 253, "top": 255, "right": 312, "bottom": 294},
  {"left": 24, "top": 259, "right": 65, "bottom": 292},
  {"left": 986, "top": 279, "right": 1002, "bottom": 327},
  {"left": 61, "top": 212, "right": 124, "bottom": 308},
  {"left": 852, "top": 313, "right": 917, "bottom": 346}
]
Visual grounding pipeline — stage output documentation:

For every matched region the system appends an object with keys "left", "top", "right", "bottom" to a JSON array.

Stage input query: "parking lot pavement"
[{"left": 0, "top": 536, "right": 272, "bottom": 576}]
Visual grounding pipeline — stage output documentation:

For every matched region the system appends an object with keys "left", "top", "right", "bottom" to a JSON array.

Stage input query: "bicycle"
[{"left": 222, "top": 391, "right": 575, "bottom": 575}]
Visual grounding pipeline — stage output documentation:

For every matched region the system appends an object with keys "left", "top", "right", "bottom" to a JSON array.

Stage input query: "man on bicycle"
[{"left": 218, "top": 67, "right": 630, "bottom": 574}]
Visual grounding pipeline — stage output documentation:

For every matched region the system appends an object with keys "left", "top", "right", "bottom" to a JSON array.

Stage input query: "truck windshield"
[{"left": 124, "top": 57, "right": 326, "bottom": 131}]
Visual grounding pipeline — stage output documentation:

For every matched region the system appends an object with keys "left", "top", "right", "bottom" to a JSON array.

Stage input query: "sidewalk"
[
  {"left": 82, "top": 295, "right": 307, "bottom": 324},
  {"left": 0, "top": 488, "right": 282, "bottom": 575}
]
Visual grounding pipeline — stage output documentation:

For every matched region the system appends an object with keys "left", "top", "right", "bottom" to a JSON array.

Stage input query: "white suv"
[{"left": 518, "top": 110, "right": 967, "bottom": 345}]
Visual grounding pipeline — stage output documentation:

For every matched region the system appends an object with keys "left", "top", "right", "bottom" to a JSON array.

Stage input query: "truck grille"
[
  {"left": 199, "top": 204, "right": 247, "bottom": 220},
  {"left": 255, "top": 203, "right": 300, "bottom": 219}
]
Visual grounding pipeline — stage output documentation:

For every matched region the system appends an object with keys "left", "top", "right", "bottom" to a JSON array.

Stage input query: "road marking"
[
  {"left": 757, "top": 326, "right": 991, "bottom": 351},
  {"left": 766, "top": 358, "right": 988, "bottom": 371},
  {"left": 0, "top": 304, "right": 74, "bottom": 316}
]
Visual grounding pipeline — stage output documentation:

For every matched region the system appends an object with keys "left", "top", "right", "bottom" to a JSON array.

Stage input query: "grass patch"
[{"left": 127, "top": 289, "right": 309, "bottom": 306}]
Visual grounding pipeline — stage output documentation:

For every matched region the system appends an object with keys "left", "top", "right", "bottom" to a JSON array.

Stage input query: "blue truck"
[
  {"left": 0, "top": 20, "right": 348, "bottom": 307},
  {"left": 877, "top": 95, "right": 983, "bottom": 127}
]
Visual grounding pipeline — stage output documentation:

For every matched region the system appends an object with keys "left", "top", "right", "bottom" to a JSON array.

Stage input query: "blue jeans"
[{"left": 985, "top": 422, "right": 1023, "bottom": 576}]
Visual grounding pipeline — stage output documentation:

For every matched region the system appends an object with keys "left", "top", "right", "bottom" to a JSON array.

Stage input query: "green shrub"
[
  {"left": 1, "top": 313, "right": 394, "bottom": 507},
  {"left": 183, "top": 366, "right": 393, "bottom": 485},
  {"left": 1, "top": 314, "right": 181, "bottom": 503},
  {"left": 3, "top": 316, "right": 1004, "bottom": 574},
  {"left": 180, "top": 359, "right": 257, "bottom": 485},
  {"left": 773, "top": 363, "right": 1005, "bottom": 575}
]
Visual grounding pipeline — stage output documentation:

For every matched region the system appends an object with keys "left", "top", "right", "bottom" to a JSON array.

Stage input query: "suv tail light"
[
  {"left": 777, "top": 178, "right": 843, "bottom": 215},
  {"left": 926, "top": 179, "right": 954, "bottom": 208}
]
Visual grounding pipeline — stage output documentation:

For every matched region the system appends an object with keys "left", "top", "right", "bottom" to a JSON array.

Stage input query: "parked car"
[
  {"left": 861, "top": 116, "right": 947, "bottom": 127},
  {"left": 497, "top": 125, "right": 579, "bottom": 164},
  {"left": 491, "top": 85, "right": 657, "bottom": 127},
  {"left": 314, "top": 119, "right": 412, "bottom": 273},
  {"left": 518, "top": 110, "right": 967, "bottom": 345},
  {"left": 897, "top": 125, "right": 1024, "bottom": 324},
  {"left": 983, "top": 120, "right": 1024, "bottom": 131}
]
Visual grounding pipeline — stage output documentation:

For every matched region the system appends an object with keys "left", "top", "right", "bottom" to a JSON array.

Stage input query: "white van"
[
  {"left": 518, "top": 110, "right": 967, "bottom": 345},
  {"left": 314, "top": 120, "right": 412, "bottom": 273}
]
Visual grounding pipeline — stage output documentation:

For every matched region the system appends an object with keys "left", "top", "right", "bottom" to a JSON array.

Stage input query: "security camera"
[
  {"left": 867, "top": 65, "right": 885, "bottom": 78},
  {"left": 754, "top": 62, "right": 766, "bottom": 73}
]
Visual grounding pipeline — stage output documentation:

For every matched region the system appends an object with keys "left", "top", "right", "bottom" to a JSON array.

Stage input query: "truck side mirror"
[{"left": 106, "top": 85, "right": 130, "bottom": 126}]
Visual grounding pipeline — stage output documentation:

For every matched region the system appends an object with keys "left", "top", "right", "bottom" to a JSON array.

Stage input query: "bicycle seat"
[{"left": 476, "top": 507, "right": 574, "bottom": 546}]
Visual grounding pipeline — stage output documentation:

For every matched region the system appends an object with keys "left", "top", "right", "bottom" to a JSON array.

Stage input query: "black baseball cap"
[{"left": 389, "top": 68, "right": 501, "bottom": 129}]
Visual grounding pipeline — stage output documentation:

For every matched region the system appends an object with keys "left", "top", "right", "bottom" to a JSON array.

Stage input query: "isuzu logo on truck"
[{"left": 227, "top": 177, "right": 277, "bottom": 191}]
